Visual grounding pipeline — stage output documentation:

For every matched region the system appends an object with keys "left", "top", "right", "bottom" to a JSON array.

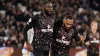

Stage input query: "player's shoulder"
[
  {"left": 54, "top": 19, "right": 63, "bottom": 28},
  {"left": 27, "top": 14, "right": 40, "bottom": 24},
  {"left": 55, "top": 19, "right": 63, "bottom": 24},
  {"left": 31, "top": 14, "right": 40, "bottom": 19}
]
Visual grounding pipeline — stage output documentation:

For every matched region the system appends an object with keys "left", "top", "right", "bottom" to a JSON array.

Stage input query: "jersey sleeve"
[
  {"left": 73, "top": 27, "right": 80, "bottom": 41},
  {"left": 23, "top": 15, "right": 38, "bottom": 41}
]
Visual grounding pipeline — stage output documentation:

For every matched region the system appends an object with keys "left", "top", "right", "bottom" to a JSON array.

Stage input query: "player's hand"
[
  {"left": 79, "top": 35, "right": 85, "bottom": 42},
  {"left": 85, "top": 41, "right": 90, "bottom": 46},
  {"left": 26, "top": 41, "right": 34, "bottom": 52}
]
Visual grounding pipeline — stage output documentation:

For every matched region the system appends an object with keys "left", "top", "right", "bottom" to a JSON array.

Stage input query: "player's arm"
[
  {"left": 84, "top": 33, "right": 90, "bottom": 46},
  {"left": 53, "top": 19, "right": 62, "bottom": 42},
  {"left": 73, "top": 27, "right": 80, "bottom": 41},
  {"left": 22, "top": 18, "right": 34, "bottom": 52},
  {"left": 52, "top": 19, "right": 62, "bottom": 49},
  {"left": 23, "top": 15, "right": 38, "bottom": 42},
  {"left": 73, "top": 27, "right": 80, "bottom": 46},
  {"left": 23, "top": 18, "right": 33, "bottom": 42},
  {"left": 23, "top": 15, "right": 38, "bottom": 52}
]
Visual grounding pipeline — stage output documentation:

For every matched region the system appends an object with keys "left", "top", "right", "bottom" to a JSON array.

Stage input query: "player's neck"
[{"left": 91, "top": 29, "right": 97, "bottom": 34}]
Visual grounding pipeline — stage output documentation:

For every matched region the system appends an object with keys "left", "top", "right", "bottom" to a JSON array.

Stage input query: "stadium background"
[{"left": 0, "top": 0, "right": 100, "bottom": 56}]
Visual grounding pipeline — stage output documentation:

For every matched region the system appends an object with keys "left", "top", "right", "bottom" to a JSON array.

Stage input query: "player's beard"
[
  {"left": 64, "top": 24, "right": 71, "bottom": 31},
  {"left": 44, "top": 9, "right": 53, "bottom": 16}
]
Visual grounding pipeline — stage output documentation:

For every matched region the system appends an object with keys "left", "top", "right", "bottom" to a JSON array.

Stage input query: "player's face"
[
  {"left": 91, "top": 23, "right": 98, "bottom": 30},
  {"left": 44, "top": 3, "right": 53, "bottom": 15},
  {"left": 63, "top": 19, "right": 73, "bottom": 30}
]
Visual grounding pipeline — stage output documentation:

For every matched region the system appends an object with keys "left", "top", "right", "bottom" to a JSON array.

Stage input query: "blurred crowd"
[{"left": 0, "top": 0, "right": 100, "bottom": 48}]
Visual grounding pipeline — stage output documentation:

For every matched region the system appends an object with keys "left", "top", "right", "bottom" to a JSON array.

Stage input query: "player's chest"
[
  {"left": 38, "top": 16, "right": 54, "bottom": 29},
  {"left": 57, "top": 27, "right": 74, "bottom": 40},
  {"left": 89, "top": 32, "right": 99, "bottom": 40}
]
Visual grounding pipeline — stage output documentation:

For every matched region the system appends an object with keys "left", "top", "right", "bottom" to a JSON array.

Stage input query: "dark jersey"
[
  {"left": 52, "top": 19, "right": 79, "bottom": 53},
  {"left": 85, "top": 30, "right": 100, "bottom": 48},
  {"left": 23, "top": 13, "right": 55, "bottom": 50},
  {"left": 85, "top": 31, "right": 99, "bottom": 41},
  {"left": 85, "top": 30, "right": 100, "bottom": 55}
]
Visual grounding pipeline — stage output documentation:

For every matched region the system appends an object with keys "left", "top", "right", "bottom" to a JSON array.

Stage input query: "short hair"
[
  {"left": 63, "top": 15, "right": 73, "bottom": 20},
  {"left": 41, "top": 1, "right": 52, "bottom": 10},
  {"left": 43, "top": 1, "right": 51, "bottom": 5},
  {"left": 91, "top": 20, "right": 98, "bottom": 26}
]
